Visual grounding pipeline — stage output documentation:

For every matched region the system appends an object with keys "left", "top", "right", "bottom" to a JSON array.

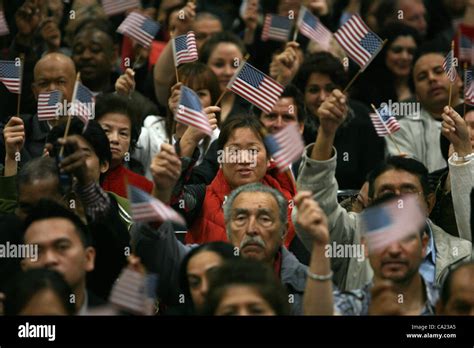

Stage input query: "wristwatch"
[{"left": 452, "top": 152, "right": 474, "bottom": 162}]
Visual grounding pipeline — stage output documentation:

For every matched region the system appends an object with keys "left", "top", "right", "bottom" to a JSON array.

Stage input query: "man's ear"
[
  {"left": 84, "top": 246, "right": 96, "bottom": 272},
  {"left": 426, "top": 192, "right": 436, "bottom": 215},
  {"left": 281, "top": 223, "right": 289, "bottom": 241},
  {"left": 100, "top": 160, "right": 110, "bottom": 174}
]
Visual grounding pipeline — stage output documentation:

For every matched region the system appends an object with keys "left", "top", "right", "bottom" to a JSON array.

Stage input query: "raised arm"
[
  {"left": 441, "top": 106, "right": 473, "bottom": 241},
  {"left": 295, "top": 191, "right": 334, "bottom": 315}
]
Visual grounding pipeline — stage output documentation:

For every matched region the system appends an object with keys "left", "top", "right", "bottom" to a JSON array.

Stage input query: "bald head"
[{"left": 33, "top": 53, "right": 76, "bottom": 102}]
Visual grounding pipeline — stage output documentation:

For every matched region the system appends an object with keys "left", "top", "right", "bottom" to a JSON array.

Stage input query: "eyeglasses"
[{"left": 389, "top": 46, "right": 417, "bottom": 55}]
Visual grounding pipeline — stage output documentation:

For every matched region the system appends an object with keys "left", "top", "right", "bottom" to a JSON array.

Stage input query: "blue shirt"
[{"left": 419, "top": 222, "right": 437, "bottom": 283}]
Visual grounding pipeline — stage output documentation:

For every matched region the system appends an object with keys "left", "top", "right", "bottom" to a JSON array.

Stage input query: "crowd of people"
[{"left": 0, "top": 0, "right": 473, "bottom": 317}]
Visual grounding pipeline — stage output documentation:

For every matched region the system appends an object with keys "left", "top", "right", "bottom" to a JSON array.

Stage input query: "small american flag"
[
  {"left": 264, "top": 123, "right": 305, "bottom": 171},
  {"left": 109, "top": 268, "right": 157, "bottom": 315},
  {"left": 297, "top": 6, "right": 332, "bottom": 49},
  {"left": 37, "top": 90, "right": 62, "bottom": 121},
  {"left": 334, "top": 15, "right": 383, "bottom": 70},
  {"left": 261, "top": 14, "right": 292, "bottom": 42},
  {"left": 459, "top": 33, "right": 473, "bottom": 62},
  {"left": 71, "top": 81, "right": 94, "bottom": 126},
  {"left": 227, "top": 62, "right": 284, "bottom": 114},
  {"left": 102, "top": 0, "right": 141, "bottom": 16},
  {"left": 176, "top": 86, "right": 212, "bottom": 136},
  {"left": 361, "top": 194, "right": 425, "bottom": 253},
  {"left": 370, "top": 104, "right": 400, "bottom": 137},
  {"left": 117, "top": 11, "right": 160, "bottom": 48},
  {"left": 443, "top": 49, "right": 457, "bottom": 82},
  {"left": 129, "top": 185, "right": 186, "bottom": 225},
  {"left": 465, "top": 69, "right": 474, "bottom": 106},
  {"left": 0, "top": 10, "right": 9, "bottom": 36},
  {"left": 172, "top": 31, "right": 198, "bottom": 66},
  {"left": 0, "top": 60, "right": 21, "bottom": 94}
]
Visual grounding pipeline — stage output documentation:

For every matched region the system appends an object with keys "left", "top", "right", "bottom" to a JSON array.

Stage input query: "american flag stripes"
[
  {"left": 117, "top": 12, "right": 160, "bottom": 48},
  {"left": 361, "top": 194, "right": 425, "bottom": 253},
  {"left": 172, "top": 31, "right": 198, "bottom": 66},
  {"left": 71, "top": 81, "right": 94, "bottom": 126},
  {"left": 176, "top": 86, "right": 212, "bottom": 136},
  {"left": 227, "top": 62, "right": 284, "bottom": 114},
  {"left": 459, "top": 33, "right": 473, "bottom": 62},
  {"left": 261, "top": 14, "right": 292, "bottom": 42},
  {"left": 109, "top": 268, "right": 157, "bottom": 315},
  {"left": 443, "top": 49, "right": 458, "bottom": 82},
  {"left": 0, "top": 60, "right": 21, "bottom": 94},
  {"left": 297, "top": 6, "right": 332, "bottom": 48},
  {"left": 101, "top": 0, "right": 141, "bottom": 16},
  {"left": 264, "top": 124, "right": 305, "bottom": 171},
  {"left": 129, "top": 185, "right": 186, "bottom": 225},
  {"left": 0, "top": 10, "right": 9, "bottom": 36},
  {"left": 465, "top": 70, "right": 474, "bottom": 106},
  {"left": 370, "top": 104, "right": 400, "bottom": 137},
  {"left": 334, "top": 15, "right": 384, "bottom": 70},
  {"left": 37, "top": 90, "right": 62, "bottom": 121}
]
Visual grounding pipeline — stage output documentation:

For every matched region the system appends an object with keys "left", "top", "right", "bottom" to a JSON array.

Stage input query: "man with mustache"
[
  {"left": 132, "top": 183, "right": 309, "bottom": 315},
  {"left": 386, "top": 52, "right": 463, "bottom": 172}
]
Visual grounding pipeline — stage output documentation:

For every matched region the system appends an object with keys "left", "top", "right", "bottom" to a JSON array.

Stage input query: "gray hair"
[
  {"left": 17, "top": 157, "right": 59, "bottom": 191},
  {"left": 223, "top": 183, "right": 288, "bottom": 240}
]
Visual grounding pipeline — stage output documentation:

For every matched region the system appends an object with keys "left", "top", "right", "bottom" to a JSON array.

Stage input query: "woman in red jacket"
[
  {"left": 170, "top": 114, "right": 297, "bottom": 248},
  {"left": 95, "top": 93, "right": 154, "bottom": 198}
]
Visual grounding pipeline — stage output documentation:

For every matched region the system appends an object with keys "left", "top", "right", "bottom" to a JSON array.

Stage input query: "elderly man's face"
[
  {"left": 228, "top": 192, "right": 286, "bottom": 264},
  {"left": 72, "top": 30, "right": 115, "bottom": 90}
]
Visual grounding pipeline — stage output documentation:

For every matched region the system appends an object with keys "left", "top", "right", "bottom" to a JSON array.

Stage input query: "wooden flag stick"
[
  {"left": 370, "top": 103, "right": 402, "bottom": 155},
  {"left": 448, "top": 41, "right": 455, "bottom": 108},
  {"left": 16, "top": 54, "right": 24, "bottom": 117},
  {"left": 170, "top": 32, "right": 180, "bottom": 83},
  {"left": 464, "top": 62, "right": 468, "bottom": 117},
  {"left": 59, "top": 72, "right": 81, "bottom": 157}
]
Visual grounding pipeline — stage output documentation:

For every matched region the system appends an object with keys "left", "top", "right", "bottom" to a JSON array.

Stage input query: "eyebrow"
[{"left": 233, "top": 208, "right": 274, "bottom": 215}]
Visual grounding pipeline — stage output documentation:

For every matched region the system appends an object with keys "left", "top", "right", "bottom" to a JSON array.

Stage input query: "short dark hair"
[
  {"left": 4, "top": 268, "right": 76, "bottom": 315},
  {"left": 439, "top": 261, "right": 474, "bottom": 305},
  {"left": 73, "top": 17, "right": 118, "bottom": 45},
  {"left": 16, "top": 156, "right": 59, "bottom": 192},
  {"left": 94, "top": 93, "right": 140, "bottom": 154},
  {"left": 200, "top": 258, "right": 290, "bottom": 315},
  {"left": 367, "top": 156, "right": 430, "bottom": 199},
  {"left": 276, "top": 84, "right": 307, "bottom": 124},
  {"left": 217, "top": 114, "right": 268, "bottom": 156},
  {"left": 199, "top": 31, "right": 246, "bottom": 65},
  {"left": 178, "top": 242, "right": 237, "bottom": 308},
  {"left": 23, "top": 199, "right": 92, "bottom": 248},
  {"left": 294, "top": 52, "right": 347, "bottom": 92},
  {"left": 46, "top": 119, "right": 112, "bottom": 168}
]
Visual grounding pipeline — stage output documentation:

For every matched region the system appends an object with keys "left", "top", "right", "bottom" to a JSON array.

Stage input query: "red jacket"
[
  {"left": 102, "top": 164, "right": 154, "bottom": 198},
  {"left": 185, "top": 164, "right": 296, "bottom": 247}
]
